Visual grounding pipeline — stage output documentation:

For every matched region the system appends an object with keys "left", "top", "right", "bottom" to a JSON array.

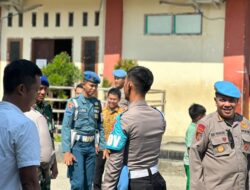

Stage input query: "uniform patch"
[
  {"left": 217, "top": 145, "right": 225, "bottom": 153},
  {"left": 244, "top": 143, "right": 250, "bottom": 151},
  {"left": 241, "top": 121, "right": 248, "bottom": 129},
  {"left": 222, "top": 137, "right": 227, "bottom": 142},
  {"left": 196, "top": 124, "right": 206, "bottom": 141},
  {"left": 67, "top": 102, "right": 75, "bottom": 109}
]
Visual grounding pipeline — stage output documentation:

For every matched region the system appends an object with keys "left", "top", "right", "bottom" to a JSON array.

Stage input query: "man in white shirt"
[
  {"left": 0, "top": 59, "right": 42, "bottom": 190},
  {"left": 25, "top": 107, "right": 54, "bottom": 188}
]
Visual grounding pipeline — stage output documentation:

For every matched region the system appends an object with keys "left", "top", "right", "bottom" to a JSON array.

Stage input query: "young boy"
[
  {"left": 93, "top": 88, "right": 124, "bottom": 190},
  {"left": 183, "top": 103, "right": 206, "bottom": 190}
]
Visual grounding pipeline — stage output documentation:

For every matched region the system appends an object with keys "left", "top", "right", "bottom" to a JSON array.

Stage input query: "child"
[{"left": 183, "top": 103, "right": 206, "bottom": 190}]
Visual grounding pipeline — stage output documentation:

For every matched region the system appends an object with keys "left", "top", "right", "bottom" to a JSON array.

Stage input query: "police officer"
[
  {"left": 103, "top": 66, "right": 166, "bottom": 190},
  {"left": 34, "top": 75, "right": 58, "bottom": 190},
  {"left": 190, "top": 80, "right": 250, "bottom": 190},
  {"left": 61, "top": 71, "right": 102, "bottom": 190},
  {"left": 112, "top": 69, "right": 129, "bottom": 110}
]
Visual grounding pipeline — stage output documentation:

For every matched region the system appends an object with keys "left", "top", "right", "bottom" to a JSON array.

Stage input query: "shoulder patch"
[
  {"left": 67, "top": 101, "right": 75, "bottom": 109},
  {"left": 196, "top": 124, "right": 206, "bottom": 141}
]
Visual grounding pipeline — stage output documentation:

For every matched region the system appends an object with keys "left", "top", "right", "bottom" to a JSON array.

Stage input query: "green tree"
[
  {"left": 42, "top": 52, "right": 81, "bottom": 86},
  {"left": 114, "top": 59, "right": 138, "bottom": 72}
]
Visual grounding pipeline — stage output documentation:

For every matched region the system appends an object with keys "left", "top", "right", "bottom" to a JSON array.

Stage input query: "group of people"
[
  {"left": 0, "top": 59, "right": 58, "bottom": 190},
  {"left": 183, "top": 81, "right": 250, "bottom": 190},
  {"left": 1, "top": 58, "right": 249, "bottom": 190}
]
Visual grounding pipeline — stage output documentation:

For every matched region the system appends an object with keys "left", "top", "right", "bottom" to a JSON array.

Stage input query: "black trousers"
[
  {"left": 93, "top": 151, "right": 106, "bottom": 190},
  {"left": 129, "top": 172, "right": 166, "bottom": 190}
]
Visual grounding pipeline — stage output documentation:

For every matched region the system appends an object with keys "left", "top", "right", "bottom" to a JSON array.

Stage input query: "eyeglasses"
[{"left": 226, "top": 129, "right": 235, "bottom": 149}]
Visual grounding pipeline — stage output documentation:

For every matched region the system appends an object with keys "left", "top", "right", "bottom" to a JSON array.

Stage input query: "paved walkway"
[{"left": 51, "top": 159, "right": 186, "bottom": 190}]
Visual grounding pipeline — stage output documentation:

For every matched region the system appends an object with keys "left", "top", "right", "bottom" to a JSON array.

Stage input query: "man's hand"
[
  {"left": 103, "top": 149, "right": 110, "bottom": 159},
  {"left": 95, "top": 144, "right": 99, "bottom": 154},
  {"left": 64, "top": 152, "right": 76, "bottom": 166}
]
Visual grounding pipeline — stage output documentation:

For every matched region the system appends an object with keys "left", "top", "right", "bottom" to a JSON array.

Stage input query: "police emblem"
[
  {"left": 196, "top": 124, "right": 206, "bottom": 141},
  {"left": 241, "top": 121, "right": 248, "bottom": 129},
  {"left": 217, "top": 145, "right": 225, "bottom": 153},
  {"left": 244, "top": 143, "right": 249, "bottom": 151}
]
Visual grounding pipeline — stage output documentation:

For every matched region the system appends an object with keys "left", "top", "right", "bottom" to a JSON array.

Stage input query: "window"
[
  {"left": 7, "top": 13, "right": 13, "bottom": 27},
  {"left": 95, "top": 11, "right": 100, "bottom": 26},
  {"left": 174, "top": 14, "right": 202, "bottom": 34},
  {"left": 18, "top": 13, "right": 23, "bottom": 27},
  {"left": 8, "top": 39, "right": 23, "bottom": 62},
  {"left": 145, "top": 13, "right": 202, "bottom": 35},
  {"left": 145, "top": 15, "right": 172, "bottom": 35},
  {"left": 44, "top": 13, "right": 49, "bottom": 27},
  {"left": 56, "top": 13, "right": 60, "bottom": 27},
  {"left": 32, "top": 12, "right": 36, "bottom": 27},
  {"left": 83, "top": 12, "right": 88, "bottom": 26},
  {"left": 69, "top": 12, "right": 74, "bottom": 27}
]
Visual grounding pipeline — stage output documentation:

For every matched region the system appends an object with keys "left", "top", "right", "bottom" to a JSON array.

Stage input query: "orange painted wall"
[
  {"left": 224, "top": 0, "right": 250, "bottom": 116},
  {"left": 103, "top": 0, "right": 123, "bottom": 82}
]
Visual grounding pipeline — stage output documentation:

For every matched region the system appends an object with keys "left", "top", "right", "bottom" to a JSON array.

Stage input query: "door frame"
[{"left": 81, "top": 37, "right": 99, "bottom": 72}]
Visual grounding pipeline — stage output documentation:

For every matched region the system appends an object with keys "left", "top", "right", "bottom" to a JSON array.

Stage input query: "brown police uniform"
[
  {"left": 190, "top": 111, "right": 250, "bottom": 190},
  {"left": 102, "top": 100, "right": 166, "bottom": 190}
]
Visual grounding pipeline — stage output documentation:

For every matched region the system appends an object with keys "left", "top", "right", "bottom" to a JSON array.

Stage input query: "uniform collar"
[{"left": 128, "top": 100, "right": 147, "bottom": 109}]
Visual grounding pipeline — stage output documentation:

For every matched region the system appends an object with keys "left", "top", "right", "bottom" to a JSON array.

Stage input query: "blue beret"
[
  {"left": 40, "top": 76, "right": 49, "bottom": 87},
  {"left": 214, "top": 80, "right": 240, "bottom": 98},
  {"left": 113, "top": 69, "right": 127, "bottom": 78},
  {"left": 83, "top": 71, "right": 100, "bottom": 84}
]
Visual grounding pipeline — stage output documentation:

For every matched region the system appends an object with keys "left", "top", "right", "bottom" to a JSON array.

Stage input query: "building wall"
[
  {"left": 123, "top": 0, "right": 225, "bottom": 137},
  {"left": 0, "top": 0, "right": 105, "bottom": 98}
]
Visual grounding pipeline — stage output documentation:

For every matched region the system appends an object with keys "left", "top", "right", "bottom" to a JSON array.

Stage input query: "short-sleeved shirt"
[
  {"left": 25, "top": 108, "right": 54, "bottom": 163},
  {"left": 183, "top": 122, "right": 196, "bottom": 165},
  {"left": 0, "top": 102, "right": 40, "bottom": 190}
]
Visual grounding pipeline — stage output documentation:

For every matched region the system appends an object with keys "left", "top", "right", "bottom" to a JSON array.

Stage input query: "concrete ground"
[{"left": 51, "top": 159, "right": 186, "bottom": 190}]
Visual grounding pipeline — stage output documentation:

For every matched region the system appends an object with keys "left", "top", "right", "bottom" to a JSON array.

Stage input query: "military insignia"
[
  {"left": 195, "top": 124, "right": 206, "bottom": 141},
  {"left": 67, "top": 102, "right": 75, "bottom": 109},
  {"left": 222, "top": 137, "right": 227, "bottom": 142},
  {"left": 94, "top": 102, "right": 99, "bottom": 106},
  {"left": 217, "top": 145, "right": 225, "bottom": 153},
  {"left": 240, "top": 121, "right": 248, "bottom": 129}
]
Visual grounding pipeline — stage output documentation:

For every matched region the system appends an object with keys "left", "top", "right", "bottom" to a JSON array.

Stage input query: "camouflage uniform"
[{"left": 34, "top": 101, "right": 56, "bottom": 190}]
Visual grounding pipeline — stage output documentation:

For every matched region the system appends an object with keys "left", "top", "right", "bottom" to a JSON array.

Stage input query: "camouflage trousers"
[{"left": 39, "top": 162, "right": 51, "bottom": 190}]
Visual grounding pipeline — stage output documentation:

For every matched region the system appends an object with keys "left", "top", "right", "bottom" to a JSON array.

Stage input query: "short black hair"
[
  {"left": 107, "top": 87, "right": 121, "bottom": 99},
  {"left": 76, "top": 83, "right": 83, "bottom": 89},
  {"left": 127, "top": 66, "right": 154, "bottom": 95},
  {"left": 189, "top": 103, "right": 206, "bottom": 122},
  {"left": 3, "top": 59, "right": 42, "bottom": 94}
]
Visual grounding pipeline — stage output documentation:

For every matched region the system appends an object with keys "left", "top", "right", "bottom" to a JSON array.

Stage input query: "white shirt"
[
  {"left": 0, "top": 102, "right": 40, "bottom": 190},
  {"left": 25, "top": 108, "right": 54, "bottom": 163}
]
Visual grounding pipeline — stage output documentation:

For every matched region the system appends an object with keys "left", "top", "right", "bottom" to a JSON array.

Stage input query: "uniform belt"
[
  {"left": 76, "top": 135, "right": 94, "bottom": 142},
  {"left": 130, "top": 165, "right": 158, "bottom": 179}
]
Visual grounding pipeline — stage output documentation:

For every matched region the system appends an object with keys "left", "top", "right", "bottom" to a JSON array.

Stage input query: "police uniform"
[
  {"left": 34, "top": 75, "right": 56, "bottom": 190},
  {"left": 112, "top": 69, "right": 129, "bottom": 110},
  {"left": 61, "top": 71, "right": 102, "bottom": 190},
  {"left": 102, "top": 100, "right": 166, "bottom": 190},
  {"left": 190, "top": 81, "right": 250, "bottom": 190}
]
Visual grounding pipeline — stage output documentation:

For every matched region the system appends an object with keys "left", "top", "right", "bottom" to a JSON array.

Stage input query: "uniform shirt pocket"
[
  {"left": 241, "top": 131, "right": 250, "bottom": 154},
  {"left": 75, "top": 109, "right": 89, "bottom": 129},
  {"left": 211, "top": 134, "right": 231, "bottom": 156}
]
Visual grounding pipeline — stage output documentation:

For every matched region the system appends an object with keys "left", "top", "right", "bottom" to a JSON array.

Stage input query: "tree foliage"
[
  {"left": 114, "top": 59, "right": 138, "bottom": 72},
  {"left": 42, "top": 52, "right": 82, "bottom": 86}
]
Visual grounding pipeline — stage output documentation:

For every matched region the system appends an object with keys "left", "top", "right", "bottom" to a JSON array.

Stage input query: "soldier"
[
  {"left": 34, "top": 75, "right": 58, "bottom": 190},
  {"left": 61, "top": 71, "right": 103, "bottom": 190},
  {"left": 190, "top": 80, "right": 250, "bottom": 190},
  {"left": 103, "top": 66, "right": 166, "bottom": 190},
  {"left": 112, "top": 69, "right": 129, "bottom": 110}
]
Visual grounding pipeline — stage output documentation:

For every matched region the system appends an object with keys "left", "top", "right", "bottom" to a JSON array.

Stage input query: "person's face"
[
  {"left": 214, "top": 94, "right": 239, "bottom": 120},
  {"left": 36, "top": 85, "right": 49, "bottom": 102},
  {"left": 114, "top": 77, "right": 125, "bottom": 89},
  {"left": 83, "top": 81, "right": 98, "bottom": 97},
  {"left": 75, "top": 87, "right": 83, "bottom": 96},
  {"left": 107, "top": 93, "right": 120, "bottom": 110},
  {"left": 23, "top": 75, "right": 41, "bottom": 112}
]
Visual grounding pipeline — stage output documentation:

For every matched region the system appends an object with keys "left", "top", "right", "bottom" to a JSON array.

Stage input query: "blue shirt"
[
  {"left": 61, "top": 94, "right": 102, "bottom": 152},
  {"left": 0, "top": 102, "right": 40, "bottom": 190}
]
